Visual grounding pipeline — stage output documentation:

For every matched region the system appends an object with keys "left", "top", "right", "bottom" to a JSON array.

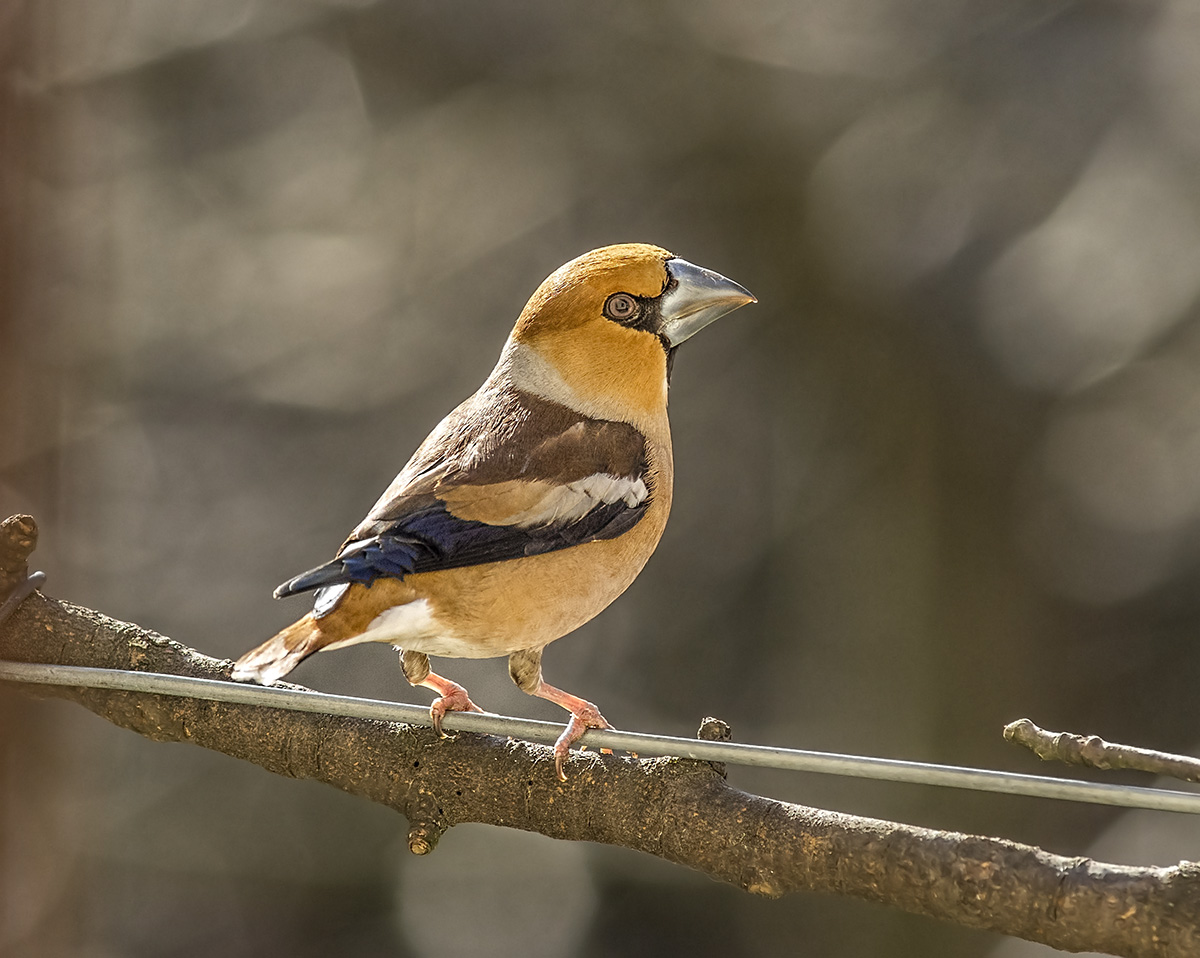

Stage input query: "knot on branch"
[
  {"left": 0, "top": 515, "right": 46, "bottom": 627},
  {"left": 698, "top": 716, "right": 732, "bottom": 778},
  {"left": 698, "top": 717, "right": 731, "bottom": 742},
  {"left": 405, "top": 792, "right": 449, "bottom": 856},
  {"left": 0, "top": 514, "right": 37, "bottom": 597},
  {"left": 407, "top": 820, "right": 445, "bottom": 856}
]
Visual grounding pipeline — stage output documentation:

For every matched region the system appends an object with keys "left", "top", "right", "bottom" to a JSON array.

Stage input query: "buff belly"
[{"left": 324, "top": 503, "right": 668, "bottom": 658}]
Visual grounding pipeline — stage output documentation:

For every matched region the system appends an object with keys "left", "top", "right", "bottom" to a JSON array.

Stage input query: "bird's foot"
[
  {"left": 524, "top": 678, "right": 612, "bottom": 780},
  {"left": 420, "top": 673, "right": 484, "bottom": 738},
  {"left": 552, "top": 701, "right": 611, "bottom": 782}
]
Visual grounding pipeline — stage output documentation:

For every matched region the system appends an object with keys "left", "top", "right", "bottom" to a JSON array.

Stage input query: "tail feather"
[
  {"left": 231, "top": 614, "right": 326, "bottom": 685},
  {"left": 273, "top": 560, "right": 346, "bottom": 599}
]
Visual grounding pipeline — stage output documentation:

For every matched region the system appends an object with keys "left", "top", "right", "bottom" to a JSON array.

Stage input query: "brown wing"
[{"left": 274, "top": 387, "right": 651, "bottom": 598}]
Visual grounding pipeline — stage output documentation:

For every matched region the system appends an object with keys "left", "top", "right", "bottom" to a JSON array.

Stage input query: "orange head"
[{"left": 503, "top": 243, "right": 755, "bottom": 426}]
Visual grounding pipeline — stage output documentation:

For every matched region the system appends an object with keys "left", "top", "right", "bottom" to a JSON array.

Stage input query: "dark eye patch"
[{"left": 602, "top": 290, "right": 665, "bottom": 342}]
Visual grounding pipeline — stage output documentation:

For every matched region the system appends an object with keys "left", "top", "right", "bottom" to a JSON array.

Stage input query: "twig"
[{"left": 1005, "top": 718, "right": 1200, "bottom": 784}]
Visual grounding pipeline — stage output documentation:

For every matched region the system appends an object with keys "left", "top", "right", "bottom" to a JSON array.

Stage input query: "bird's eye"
[{"left": 603, "top": 292, "right": 639, "bottom": 323}]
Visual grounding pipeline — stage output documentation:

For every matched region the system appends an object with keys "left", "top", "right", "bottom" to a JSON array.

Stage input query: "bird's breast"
[
  {"left": 408, "top": 446, "right": 671, "bottom": 656},
  {"left": 310, "top": 430, "right": 673, "bottom": 659}
]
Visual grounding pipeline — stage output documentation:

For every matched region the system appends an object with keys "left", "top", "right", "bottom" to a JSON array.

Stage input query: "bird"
[{"left": 231, "top": 243, "right": 755, "bottom": 779}]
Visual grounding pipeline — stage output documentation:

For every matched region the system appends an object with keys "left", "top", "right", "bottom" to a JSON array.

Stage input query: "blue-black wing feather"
[{"left": 274, "top": 496, "right": 647, "bottom": 597}]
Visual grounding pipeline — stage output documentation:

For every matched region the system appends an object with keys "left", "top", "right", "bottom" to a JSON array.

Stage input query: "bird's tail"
[{"left": 231, "top": 614, "right": 326, "bottom": 685}]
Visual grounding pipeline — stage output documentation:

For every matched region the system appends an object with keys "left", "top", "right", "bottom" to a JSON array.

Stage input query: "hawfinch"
[{"left": 232, "top": 243, "right": 755, "bottom": 779}]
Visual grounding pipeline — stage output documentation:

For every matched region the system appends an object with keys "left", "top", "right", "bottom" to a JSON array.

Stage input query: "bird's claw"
[
  {"left": 429, "top": 689, "right": 484, "bottom": 739},
  {"left": 553, "top": 702, "right": 611, "bottom": 781}
]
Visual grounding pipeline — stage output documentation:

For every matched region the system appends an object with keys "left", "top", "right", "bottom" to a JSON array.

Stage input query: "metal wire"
[{"left": 3, "top": 659, "right": 1199, "bottom": 814}]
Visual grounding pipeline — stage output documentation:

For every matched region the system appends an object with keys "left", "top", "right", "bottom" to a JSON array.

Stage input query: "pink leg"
[
  {"left": 400, "top": 649, "right": 483, "bottom": 738},
  {"left": 418, "top": 671, "right": 484, "bottom": 738},
  {"left": 531, "top": 680, "right": 611, "bottom": 781}
]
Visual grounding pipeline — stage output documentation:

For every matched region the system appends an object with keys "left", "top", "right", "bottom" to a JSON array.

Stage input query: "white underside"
[{"left": 320, "top": 598, "right": 488, "bottom": 658}]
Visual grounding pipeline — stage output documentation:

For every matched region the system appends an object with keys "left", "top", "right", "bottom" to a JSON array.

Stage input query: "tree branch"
[
  {"left": 0, "top": 521, "right": 1197, "bottom": 956},
  {"left": 1005, "top": 718, "right": 1200, "bottom": 785}
]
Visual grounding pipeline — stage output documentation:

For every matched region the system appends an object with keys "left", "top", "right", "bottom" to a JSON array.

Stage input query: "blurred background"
[{"left": 3, "top": 0, "right": 1200, "bottom": 955}]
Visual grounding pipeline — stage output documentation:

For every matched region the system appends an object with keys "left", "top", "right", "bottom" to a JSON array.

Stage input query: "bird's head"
[{"left": 503, "top": 243, "right": 755, "bottom": 425}]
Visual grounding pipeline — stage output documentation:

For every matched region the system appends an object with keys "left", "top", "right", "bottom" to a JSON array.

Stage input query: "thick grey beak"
[{"left": 660, "top": 257, "right": 756, "bottom": 346}]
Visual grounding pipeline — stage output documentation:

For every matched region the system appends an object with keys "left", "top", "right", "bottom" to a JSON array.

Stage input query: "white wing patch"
[
  {"left": 312, "top": 582, "right": 350, "bottom": 618},
  {"left": 503, "top": 474, "right": 648, "bottom": 527}
]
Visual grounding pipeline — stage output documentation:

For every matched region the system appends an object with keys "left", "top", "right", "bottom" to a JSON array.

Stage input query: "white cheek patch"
[
  {"left": 501, "top": 474, "right": 648, "bottom": 527},
  {"left": 504, "top": 341, "right": 584, "bottom": 409}
]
